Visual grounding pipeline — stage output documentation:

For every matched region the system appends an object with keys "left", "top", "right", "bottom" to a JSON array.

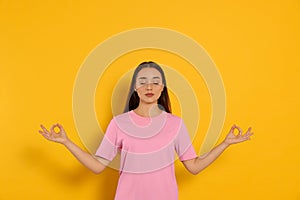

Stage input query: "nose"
[{"left": 146, "top": 83, "right": 152, "bottom": 90}]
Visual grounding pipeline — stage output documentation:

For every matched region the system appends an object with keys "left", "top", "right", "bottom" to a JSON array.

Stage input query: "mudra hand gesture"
[
  {"left": 39, "top": 123, "right": 69, "bottom": 144},
  {"left": 223, "top": 124, "right": 253, "bottom": 145}
]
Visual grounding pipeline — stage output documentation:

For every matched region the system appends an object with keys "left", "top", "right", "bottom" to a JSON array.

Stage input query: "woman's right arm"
[{"left": 39, "top": 123, "right": 107, "bottom": 174}]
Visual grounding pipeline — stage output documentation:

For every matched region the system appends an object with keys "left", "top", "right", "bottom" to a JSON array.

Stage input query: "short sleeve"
[
  {"left": 95, "top": 118, "right": 120, "bottom": 161},
  {"left": 174, "top": 119, "right": 198, "bottom": 161}
]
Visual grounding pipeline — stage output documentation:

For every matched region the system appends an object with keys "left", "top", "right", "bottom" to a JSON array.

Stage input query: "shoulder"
[
  {"left": 113, "top": 111, "right": 130, "bottom": 119},
  {"left": 109, "top": 111, "right": 132, "bottom": 129},
  {"left": 165, "top": 112, "right": 184, "bottom": 124},
  {"left": 104, "top": 112, "right": 130, "bottom": 127}
]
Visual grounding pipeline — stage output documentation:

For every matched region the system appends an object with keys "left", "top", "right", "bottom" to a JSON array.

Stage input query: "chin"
[{"left": 140, "top": 99, "right": 159, "bottom": 104}]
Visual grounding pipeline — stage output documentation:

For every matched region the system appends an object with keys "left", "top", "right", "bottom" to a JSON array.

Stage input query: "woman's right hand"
[{"left": 39, "top": 123, "right": 69, "bottom": 144}]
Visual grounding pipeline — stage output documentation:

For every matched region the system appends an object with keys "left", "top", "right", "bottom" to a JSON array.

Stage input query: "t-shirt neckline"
[{"left": 130, "top": 109, "right": 166, "bottom": 120}]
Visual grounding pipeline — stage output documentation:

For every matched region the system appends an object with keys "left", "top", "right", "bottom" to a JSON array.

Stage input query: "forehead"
[{"left": 136, "top": 67, "right": 162, "bottom": 79}]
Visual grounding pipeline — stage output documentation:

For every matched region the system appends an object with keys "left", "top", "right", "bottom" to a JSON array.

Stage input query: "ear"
[{"left": 160, "top": 84, "right": 165, "bottom": 92}]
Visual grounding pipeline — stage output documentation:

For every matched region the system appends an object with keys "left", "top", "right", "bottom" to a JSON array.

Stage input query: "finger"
[
  {"left": 229, "top": 124, "right": 236, "bottom": 133},
  {"left": 247, "top": 131, "right": 254, "bottom": 136},
  {"left": 242, "top": 128, "right": 251, "bottom": 137},
  {"left": 56, "top": 123, "right": 65, "bottom": 132},
  {"left": 247, "top": 132, "right": 254, "bottom": 138},
  {"left": 242, "top": 138, "right": 250, "bottom": 142},
  {"left": 41, "top": 132, "right": 49, "bottom": 138},
  {"left": 245, "top": 131, "right": 254, "bottom": 137},
  {"left": 50, "top": 124, "right": 59, "bottom": 134},
  {"left": 246, "top": 127, "right": 252, "bottom": 133},
  {"left": 38, "top": 129, "right": 44, "bottom": 134},
  {"left": 39, "top": 129, "right": 50, "bottom": 137},
  {"left": 243, "top": 133, "right": 254, "bottom": 140},
  {"left": 235, "top": 126, "right": 243, "bottom": 135},
  {"left": 40, "top": 124, "right": 50, "bottom": 133},
  {"left": 39, "top": 131, "right": 50, "bottom": 140},
  {"left": 43, "top": 134, "right": 53, "bottom": 141},
  {"left": 57, "top": 123, "right": 63, "bottom": 129}
]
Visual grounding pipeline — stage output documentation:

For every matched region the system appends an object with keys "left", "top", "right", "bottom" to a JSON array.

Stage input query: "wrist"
[
  {"left": 62, "top": 138, "right": 71, "bottom": 146},
  {"left": 221, "top": 140, "right": 231, "bottom": 148}
]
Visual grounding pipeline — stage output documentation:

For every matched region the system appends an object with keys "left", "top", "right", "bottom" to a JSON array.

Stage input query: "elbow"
[
  {"left": 92, "top": 156, "right": 108, "bottom": 174},
  {"left": 190, "top": 167, "right": 205, "bottom": 175},
  {"left": 183, "top": 158, "right": 203, "bottom": 175},
  {"left": 190, "top": 169, "right": 200, "bottom": 175},
  {"left": 186, "top": 168, "right": 199, "bottom": 175},
  {"left": 93, "top": 170, "right": 101, "bottom": 174},
  {"left": 190, "top": 159, "right": 203, "bottom": 175},
  {"left": 93, "top": 168, "right": 104, "bottom": 174},
  {"left": 193, "top": 166, "right": 208, "bottom": 175},
  {"left": 191, "top": 171, "right": 198, "bottom": 175},
  {"left": 92, "top": 166, "right": 106, "bottom": 174}
]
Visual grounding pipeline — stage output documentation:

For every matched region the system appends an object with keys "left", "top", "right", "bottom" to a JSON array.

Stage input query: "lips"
[{"left": 145, "top": 93, "right": 154, "bottom": 97}]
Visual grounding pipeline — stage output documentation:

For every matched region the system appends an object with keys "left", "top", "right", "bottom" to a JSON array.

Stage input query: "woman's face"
[{"left": 134, "top": 67, "right": 164, "bottom": 105}]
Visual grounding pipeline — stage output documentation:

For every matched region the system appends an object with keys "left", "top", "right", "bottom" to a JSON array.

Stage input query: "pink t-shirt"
[{"left": 95, "top": 110, "right": 197, "bottom": 200}]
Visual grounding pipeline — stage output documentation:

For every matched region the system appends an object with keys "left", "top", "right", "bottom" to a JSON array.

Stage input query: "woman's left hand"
[{"left": 223, "top": 124, "right": 254, "bottom": 146}]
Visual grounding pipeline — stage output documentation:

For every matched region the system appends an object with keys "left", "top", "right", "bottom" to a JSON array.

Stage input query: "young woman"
[{"left": 39, "top": 61, "right": 254, "bottom": 200}]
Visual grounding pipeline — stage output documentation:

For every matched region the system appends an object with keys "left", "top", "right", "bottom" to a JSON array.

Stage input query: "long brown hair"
[{"left": 123, "top": 61, "right": 172, "bottom": 113}]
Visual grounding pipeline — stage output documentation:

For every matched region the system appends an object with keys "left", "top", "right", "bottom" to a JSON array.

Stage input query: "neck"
[{"left": 134, "top": 103, "right": 162, "bottom": 117}]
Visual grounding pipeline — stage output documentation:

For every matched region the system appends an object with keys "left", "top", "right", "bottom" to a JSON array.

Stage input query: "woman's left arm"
[{"left": 182, "top": 124, "right": 254, "bottom": 175}]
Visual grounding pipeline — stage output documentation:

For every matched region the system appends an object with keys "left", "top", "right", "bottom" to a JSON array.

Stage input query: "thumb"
[
  {"left": 50, "top": 124, "right": 57, "bottom": 133},
  {"left": 56, "top": 123, "right": 65, "bottom": 132},
  {"left": 229, "top": 124, "right": 236, "bottom": 133}
]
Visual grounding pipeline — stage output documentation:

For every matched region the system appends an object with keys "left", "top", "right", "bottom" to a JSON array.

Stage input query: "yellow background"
[{"left": 1, "top": 0, "right": 299, "bottom": 200}]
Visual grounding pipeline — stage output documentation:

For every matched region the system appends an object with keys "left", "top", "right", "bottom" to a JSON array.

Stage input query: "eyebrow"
[{"left": 137, "top": 76, "right": 161, "bottom": 79}]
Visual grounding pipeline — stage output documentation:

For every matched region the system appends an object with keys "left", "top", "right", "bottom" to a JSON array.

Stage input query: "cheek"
[
  {"left": 155, "top": 86, "right": 164, "bottom": 94},
  {"left": 159, "top": 86, "right": 164, "bottom": 92}
]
